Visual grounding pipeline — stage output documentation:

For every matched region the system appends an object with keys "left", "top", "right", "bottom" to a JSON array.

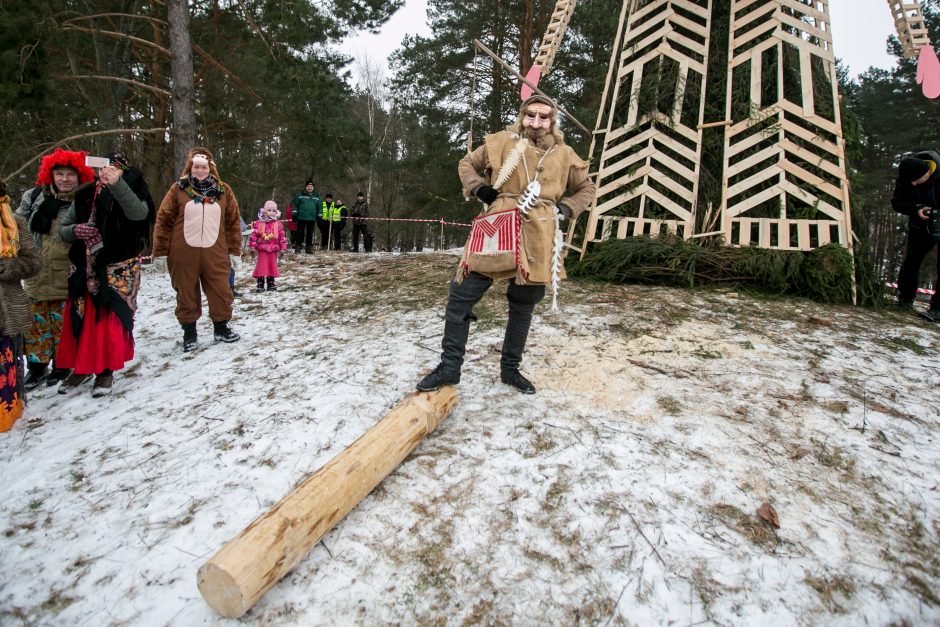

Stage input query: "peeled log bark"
[{"left": 197, "top": 387, "right": 458, "bottom": 618}]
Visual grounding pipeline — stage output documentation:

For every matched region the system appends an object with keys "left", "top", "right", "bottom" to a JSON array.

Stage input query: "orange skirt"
[{"left": 0, "top": 335, "right": 24, "bottom": 432}]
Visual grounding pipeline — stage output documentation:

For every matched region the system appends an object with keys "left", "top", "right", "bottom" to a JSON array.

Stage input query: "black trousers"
[
  {"left": 295, "top": 219, "right": 315, "bottom": 251},
  {"left": 331, "top": 222, "right": 345, "bottom": 250},
  {"left": 898, "top": 223, "right": 940, "bottom": 308},
  {"left": 351, "top": 223, "right": 369, "bottom": 252},
  {"left": 317, "top": 219, "right": 330, "bottom": 249},
  {"left": 440, "top": 272, "right": 545, "bottom": 375}
]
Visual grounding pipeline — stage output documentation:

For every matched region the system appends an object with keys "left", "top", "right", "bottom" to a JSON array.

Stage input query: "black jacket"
[{"left": 891, "top": 149, "right": 940, "bottom": 227}]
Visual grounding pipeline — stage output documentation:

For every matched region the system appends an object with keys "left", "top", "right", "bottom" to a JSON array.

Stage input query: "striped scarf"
[{"left": 0, "top": 196, "right": 19, "bottom": 258}]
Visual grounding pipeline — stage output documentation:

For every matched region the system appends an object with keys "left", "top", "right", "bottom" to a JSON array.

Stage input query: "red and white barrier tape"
[
  {"left": 283, "top": 216, "right": 470, "bottom": 228},
  {"left": 885, "top": 282, "right": 936, "bottom": 296}
]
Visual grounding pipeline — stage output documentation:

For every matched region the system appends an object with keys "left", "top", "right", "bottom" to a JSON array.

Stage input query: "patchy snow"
[{"left": 1, "top": 250, "right": 939, "bottom": 625}]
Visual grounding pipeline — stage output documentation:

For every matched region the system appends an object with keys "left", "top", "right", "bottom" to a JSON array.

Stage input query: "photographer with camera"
[{"left": 892, "top": 151, "right": 940, "bottom": 321}]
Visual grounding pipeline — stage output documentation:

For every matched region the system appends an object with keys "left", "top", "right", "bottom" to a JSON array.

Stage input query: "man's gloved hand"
[
  {"left": 555, "top": 203, "right": 572, "bottom": 221},
  {"left": 230, "top": 254, "right": 242, "bottom": 270},
  {"left": 474, "top": 185, "right": 499, "bottom": 205}
]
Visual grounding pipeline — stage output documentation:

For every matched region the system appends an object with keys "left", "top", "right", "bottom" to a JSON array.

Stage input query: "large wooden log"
[{"left": 197, "top": 387, "right": 458, "bottom": 618}]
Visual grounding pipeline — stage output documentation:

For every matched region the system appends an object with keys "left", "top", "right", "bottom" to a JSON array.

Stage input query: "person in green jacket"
[{"left": 291, "top": 180, "right": 322, "bottom": 254}]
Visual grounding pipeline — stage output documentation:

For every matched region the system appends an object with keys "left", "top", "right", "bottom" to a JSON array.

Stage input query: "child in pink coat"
[{"left": 249, "top": 200, "right": 287, "bottom": 291}]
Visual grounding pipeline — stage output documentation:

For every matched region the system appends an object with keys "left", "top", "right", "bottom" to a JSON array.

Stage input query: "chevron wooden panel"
[
  {"left": 581, "top": 0, "right": 711, "bottom": 249},
  {"left": 720, "top": 0, "right": 854, "bottom": 254}
]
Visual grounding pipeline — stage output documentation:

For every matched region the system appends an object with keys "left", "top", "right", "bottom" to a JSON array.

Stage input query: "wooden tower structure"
[{"left": 579, "top": 0, "right": 856, "bottom": 256}]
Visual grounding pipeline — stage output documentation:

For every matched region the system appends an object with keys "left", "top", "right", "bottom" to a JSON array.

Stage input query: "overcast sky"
[{"left": 340, "top": 0, "right": 901, "bottom": 87}]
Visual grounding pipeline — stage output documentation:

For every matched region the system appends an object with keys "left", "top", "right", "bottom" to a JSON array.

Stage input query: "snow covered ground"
[{"left": 1, "top": 250, "right": 939, "bottom": 626}]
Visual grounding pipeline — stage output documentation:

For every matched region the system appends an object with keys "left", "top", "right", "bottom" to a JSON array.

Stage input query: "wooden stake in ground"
[{"left": 197, "top": 387, "right": 458, "bottom": 618}]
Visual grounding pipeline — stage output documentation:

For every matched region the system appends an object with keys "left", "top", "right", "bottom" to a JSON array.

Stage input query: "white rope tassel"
[
  {"left": 492, "top": 138, "right": 528, "bottom": 190},
  {"left": 516, "top": 180, "right": 541, "bottom": 216},
  {"left": 550, "top": 210, "right": 564, "bottom": 311}
]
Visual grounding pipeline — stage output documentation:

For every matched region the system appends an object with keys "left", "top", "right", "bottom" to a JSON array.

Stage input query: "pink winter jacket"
[{"left": 249, "top": 220, "right": 286, "bottom": 253}]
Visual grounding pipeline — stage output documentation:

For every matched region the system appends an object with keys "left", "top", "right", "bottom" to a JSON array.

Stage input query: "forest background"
[{"left": 0, "top": 0, "right": 938, "bottom": 292}]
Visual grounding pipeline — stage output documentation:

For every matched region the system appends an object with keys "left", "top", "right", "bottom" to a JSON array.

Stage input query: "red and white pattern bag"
[{"left": 461, "top": 206, "right": 522, "bottom": 275}]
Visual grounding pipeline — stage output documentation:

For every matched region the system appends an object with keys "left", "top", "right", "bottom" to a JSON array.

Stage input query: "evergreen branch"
[
  {"left": 2, "top": 128, "right": 168, "bottom": 183},
  {"left": 61, "top": 24, "right": 171, "bottom": 56},
  {"left": 61, "top": 13, "right": 168, "bottom": 27},
  {"left": 55, "top": 74, "right": 172, "bottom": 98}
]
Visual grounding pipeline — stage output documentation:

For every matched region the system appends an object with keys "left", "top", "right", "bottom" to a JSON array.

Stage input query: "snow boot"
[
  {"left": 23, "top": 362, "right": 48, "bottom": 390},
  {"left": 57, "top": 373, "right": 92, "bottom": 394},
  {"left": 500, "top": 369, "right": 535, "bottom": 394},
  {"left": 213, "top": 320, "right": 240, "bottom": 343},
  {"left": 266, "top": 277, "right": 276, "bottom": 291},
  {"left": 92, "top": 370, "right": 113, "bottom": 397},
  {"left": 182, "top": 322, "right": 198, "bottom": 352},
  {"left": 416, "top": 363, "right": 460, "bottom": 392}
]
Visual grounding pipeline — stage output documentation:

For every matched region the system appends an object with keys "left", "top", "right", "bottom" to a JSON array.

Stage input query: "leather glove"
[
  {"left": 230, "top": 254, "right": 242, "bottom": 270},
  {"left": 474, "top": 185, "right": 499, "bottom": 205},
  {"left": 556, "top": 203, "right": 572, "bottom": 221}
]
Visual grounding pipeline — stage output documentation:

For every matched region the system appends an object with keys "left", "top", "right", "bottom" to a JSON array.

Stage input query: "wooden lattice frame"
[
  {"left": 888, "top": 0, "right": 930, "bottom": 58},
  {"left": 534, "top": 0, "right": 579, "bottom": 74},
  {"left": 720, "top": 0, "right": 853, "bottom": 255},
  {"left": 579, "top": 0, "right": 712, "bottom": 254}
]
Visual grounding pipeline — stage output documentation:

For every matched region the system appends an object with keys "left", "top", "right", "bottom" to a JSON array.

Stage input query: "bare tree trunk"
[{"left": 167, "top": 0, "right": 195, "bottom": 173}]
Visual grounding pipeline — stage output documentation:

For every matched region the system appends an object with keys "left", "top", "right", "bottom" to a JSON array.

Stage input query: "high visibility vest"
[{"left": 328, "top": 202, "right": 347, "bottom": 222}]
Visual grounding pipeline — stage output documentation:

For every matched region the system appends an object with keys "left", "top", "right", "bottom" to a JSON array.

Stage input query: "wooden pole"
[
  {"left": 197, "top": 387, "right": 459, "bottom": 618},
  {"left": 473, "top": 39, "right": 591, "bottom": 136}
]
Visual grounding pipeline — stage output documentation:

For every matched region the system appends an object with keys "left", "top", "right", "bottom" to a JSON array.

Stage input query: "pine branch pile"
[{"left": 571, "top": 236, "right": 871, "bottom": 305}]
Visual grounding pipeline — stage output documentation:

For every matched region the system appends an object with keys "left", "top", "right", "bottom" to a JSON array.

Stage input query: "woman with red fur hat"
[
  {"left": 152, "top": 147, "right": 242, "bottom": 352},
  {"left": 15, "top": 148, "right": 96, "bottom": 389}
]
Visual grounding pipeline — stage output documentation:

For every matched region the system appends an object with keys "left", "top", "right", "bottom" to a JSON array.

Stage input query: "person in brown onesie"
[{"left": 152, "top": 147, "right": 242, "bottom": 352}]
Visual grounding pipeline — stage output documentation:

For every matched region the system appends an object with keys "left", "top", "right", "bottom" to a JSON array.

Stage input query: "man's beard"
[{"left": 523, "top": 126, "right": 550, "bottom": 142}]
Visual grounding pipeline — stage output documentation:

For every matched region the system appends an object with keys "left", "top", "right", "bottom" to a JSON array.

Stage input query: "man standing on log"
[{"left": 416, "top": 94, "right": 595, "bottom": 394}]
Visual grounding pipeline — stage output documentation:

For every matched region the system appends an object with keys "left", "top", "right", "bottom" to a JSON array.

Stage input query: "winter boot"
[
  {"left": 92, "top": 370, "right": 113, "bottom": 397},
  {"left": 256, "top": 277, "right": 265, "bottom": 292},
  {"left": 46, "top": 366, "right": 71, "bottom": 387},
  {"left": 500, "top": 369, "right": 536, "bottom": 394},
  {"left": 416, "top": 364, "right": 461, "bottom": 392},
  {"left": 57, "top": 372, "right": 92, "bottom": 394},
  {"left": 266, "top": 277, "right": 277, "bottom": 291},
  {"left": 182, "top": 322, "right": 198, "bottom": 352},
  {"left": 213, "top": 320, "right": 241, "bottom": 343},
  {"left": 23, "top": 362, "right": 48, "bottom": 390}
]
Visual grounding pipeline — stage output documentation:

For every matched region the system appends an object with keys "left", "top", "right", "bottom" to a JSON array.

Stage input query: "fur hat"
[
  {"left": 36, "top": 148, "right": 95, "bottom": 186},
  {"left": 179, "top": 146, "right": 221, "bottom": 180},
  {"left": 899, "top": 157, "right": 931, "bottom": 182}
]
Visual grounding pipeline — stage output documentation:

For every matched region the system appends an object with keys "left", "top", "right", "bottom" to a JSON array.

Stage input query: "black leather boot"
[
  {"left": 213, "top": 320, "right": 240, "bottom": 343},
  {"left": 500, "top": 369, "right": 535, "bottom": 394},
  {"left": 416, "top": 364, "right": 461, "bottom": 391},
  {"left": 46, "top": 366, "right": 71, "bottom": 387},
  {"left": 23, "top": 362, "right": 48, "bottom": 390},
  {"left": 182, "top": 322, "right": 198, "bottom": 352}
]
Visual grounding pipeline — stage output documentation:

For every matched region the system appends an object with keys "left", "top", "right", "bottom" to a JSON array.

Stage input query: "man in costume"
[
  {"left": 892, "top": 151, "right": 940, "bottom": 321},
  {"left": 416, "top": 94, "right": 595, "bottom": 394},
  {"left": 16, "top": 149, "right": 96, "bottom": 389}
]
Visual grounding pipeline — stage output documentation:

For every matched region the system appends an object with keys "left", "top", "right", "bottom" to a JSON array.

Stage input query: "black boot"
[
  {"left": 46, "top": 366, "right": 71, "bottom": 387},
  {"left": 416, "top": 364, "right": 461, "bottom": 391},
  {"left": 256, "top": 277, "right": 265, "bottom": 292},
  {"left": 23, "top": 362, "right": 48, "bottom": 390},
  {"left": 213, "top": 320, "right": 240, "bottom": 343},
  {"left": 266, "top": 277, "right": 276, "bottom": 291},
  {"left": 182, "top": 322, "right": 198, "bottom": 352},
  {"left": 501, "top": 369, "right": 535, "bottom": 394}
]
